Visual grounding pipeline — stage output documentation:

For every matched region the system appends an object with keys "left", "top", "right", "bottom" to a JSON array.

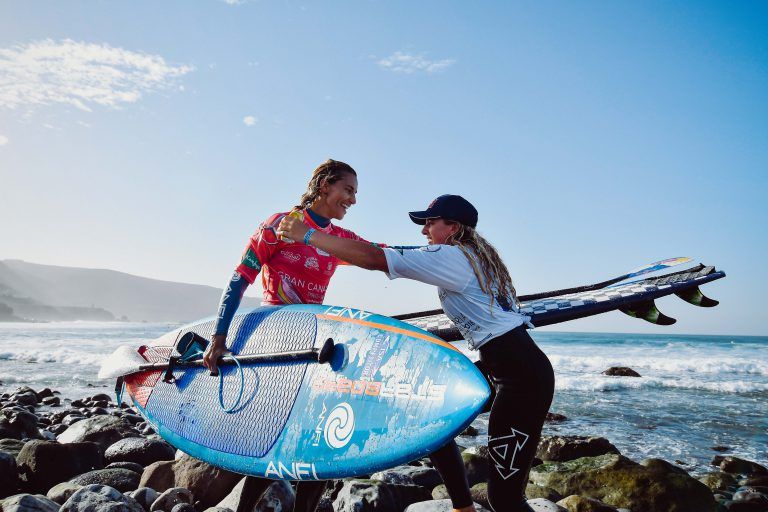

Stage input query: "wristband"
[{"left": 303, "top": 228, "right": 317, "bottom": 245}]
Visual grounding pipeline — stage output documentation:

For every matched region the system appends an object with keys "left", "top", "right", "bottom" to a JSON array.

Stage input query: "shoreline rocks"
[{"left": 2, "top": 385, "right": 767, "bottom": 512}]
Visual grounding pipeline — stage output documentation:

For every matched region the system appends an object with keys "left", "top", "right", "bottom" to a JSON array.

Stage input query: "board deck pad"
[{"left": 118, "top": 304, "right": 490, "bottom": 480}]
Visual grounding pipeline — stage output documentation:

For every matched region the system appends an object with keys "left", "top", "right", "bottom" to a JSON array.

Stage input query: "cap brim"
[{"left": 408, "top": 210, "right": 434, "bottom": 225}]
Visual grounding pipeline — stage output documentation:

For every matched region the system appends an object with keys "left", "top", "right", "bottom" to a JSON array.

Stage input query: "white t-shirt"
[{"left": 383, "top": 245, "right": 530, "bottom": 350}]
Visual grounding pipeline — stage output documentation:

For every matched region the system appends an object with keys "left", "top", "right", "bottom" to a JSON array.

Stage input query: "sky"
[{"left": 1, "top": 1, "right": 766, "bottom": 335}]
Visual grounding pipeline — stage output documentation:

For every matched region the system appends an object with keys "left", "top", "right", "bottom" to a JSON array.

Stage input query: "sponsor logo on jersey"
[
  {"left": 280, "top": 250, "right": 302, "bottom": 263},
  {"left": 315, "top": 247, "right": 330, "bottom": 257},
  {"left": 305, "top": 256, "right": 320, "bottom": 270},
  {"left": 241, "top": 249, "right": 262, "bottom": 270}
]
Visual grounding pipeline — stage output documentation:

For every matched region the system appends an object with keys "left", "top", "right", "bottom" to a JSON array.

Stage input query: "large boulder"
[
  {"left": 16, "top": 440, "right": 104, "bottom": 494},
  {"left": 69, "top": 468, "right": 141, "bottom": 493},
  {"left": 57, "top": 415, "right": 140, "bottom": 450},
  {"left": 140, "top": 455, "right": 241, "bottom": 508},
  {"left": 0, "top": 407, "right": 41, "bottom": 440},
  {"left": 461, "top": 451, "right": 489, "bottom": 487},
  {"left": 329, "top": 479, "right": 432, "bottom": 512},
  {"left": 0, "top": 451, "right": 20, "bottom": 498},
  {"left": 0, "top": 493, "right": 59, "bottom": 512},
  {"left": 105, "top": 437, "right": 176, "bottom": 467},
  {"left": 529, "top": 454, "right": 717, "bottom": 512},
  {"left": 536, "top": 436, "right": 621, "bottom": 462},
  {"left": 60, "top": 484, "right": 144, "bottom": 512}
]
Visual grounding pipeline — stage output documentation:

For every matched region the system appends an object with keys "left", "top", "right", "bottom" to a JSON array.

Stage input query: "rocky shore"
[{"left": 1, "top": 386, "right": 767, "bottom": 512}]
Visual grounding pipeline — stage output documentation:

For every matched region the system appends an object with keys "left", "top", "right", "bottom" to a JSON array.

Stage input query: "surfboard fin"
[
  {"left": 619, "top": 300, "right": 676, "bottom": 325},
  {"left": 675, "top": 286, "right": 719, "bottom": 307}
]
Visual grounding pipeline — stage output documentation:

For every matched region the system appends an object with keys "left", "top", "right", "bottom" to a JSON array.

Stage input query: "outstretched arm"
[{"left": 277, "top": 216, "right": 388, "bottom": 272}]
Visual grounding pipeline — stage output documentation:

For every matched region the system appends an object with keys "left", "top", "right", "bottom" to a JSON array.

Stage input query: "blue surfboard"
[{"left": 112, "top": 304, "right": 490, "bottom": 480}]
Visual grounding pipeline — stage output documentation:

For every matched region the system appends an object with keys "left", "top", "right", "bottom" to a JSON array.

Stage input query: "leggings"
[{"left": 479, "top": 325, "right": 555, "bottom": 512}]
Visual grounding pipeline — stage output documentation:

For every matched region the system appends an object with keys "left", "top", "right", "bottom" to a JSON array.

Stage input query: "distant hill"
[{"left": 0, "top": 259, "right": 261, "bottom": 322}]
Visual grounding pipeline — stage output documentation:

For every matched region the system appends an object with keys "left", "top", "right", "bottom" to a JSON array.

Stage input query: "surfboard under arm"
[{"left": 396, "top": 264, "right": 726, "bottom": 342}]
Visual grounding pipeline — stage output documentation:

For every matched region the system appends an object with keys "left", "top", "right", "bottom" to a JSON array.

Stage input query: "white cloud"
[
  {"left": 0, "top": 39, "right": 193, "bottom": 112},
  {"left": 0, "top": 135, "right": 8, "bottom": 146},
  {"left": 221, "top": 0, "right": 246, "bottom": 4},
  {"left": 243, "top": 115, "right": 257, "bottom": 126},
  {"left": 377, "top": 51, "right": 456, "bottom": 74}
]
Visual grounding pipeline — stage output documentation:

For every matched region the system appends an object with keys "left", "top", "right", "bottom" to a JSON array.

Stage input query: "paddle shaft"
[{"left": 138, "top": 347, "right": 322, "bottom": 372}]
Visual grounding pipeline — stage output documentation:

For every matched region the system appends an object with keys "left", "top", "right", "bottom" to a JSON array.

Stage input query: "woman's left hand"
[{"left": 277, "top": 214, "right": 309, "bottom": 242}]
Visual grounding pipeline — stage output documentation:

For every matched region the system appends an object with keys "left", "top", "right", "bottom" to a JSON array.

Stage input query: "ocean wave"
[
  {"left": 556, "top": 374, "right": 768, "bottom": 394},
  {"left": 0, "top": 348, "right": 107, "bottom": 366},
  {"left": 547, "top": 354, "right": 768, "bottom": 377}
]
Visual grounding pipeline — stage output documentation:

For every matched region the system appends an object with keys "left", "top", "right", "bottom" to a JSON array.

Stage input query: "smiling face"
[
  {"left": 312, "top": 171, "right": 358, "bottom": 220},
  {"left": 422, "top": 218, "right": 460, "bottom": 245}
]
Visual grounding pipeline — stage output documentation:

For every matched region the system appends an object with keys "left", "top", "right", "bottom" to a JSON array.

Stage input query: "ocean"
[{"left": 1, "top": 322, "right": 766, "bottom": 475}]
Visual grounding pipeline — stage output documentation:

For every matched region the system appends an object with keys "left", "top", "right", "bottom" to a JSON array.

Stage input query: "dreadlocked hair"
[
  {"left": 446, "top": 224, "right": 520, "bottom": 312},
  {"left": 295, "top": 159, "right": 357, "bottom": 210}
]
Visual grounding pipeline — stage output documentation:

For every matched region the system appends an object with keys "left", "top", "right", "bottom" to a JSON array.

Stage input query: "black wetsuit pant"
[{"left": 479, "top": 325, "right": 555, "bottom": 512}]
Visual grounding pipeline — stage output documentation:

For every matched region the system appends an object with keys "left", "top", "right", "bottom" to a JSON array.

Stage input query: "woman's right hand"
[{"left": 203, "top": 334, "right": 229, "bottom": 376}]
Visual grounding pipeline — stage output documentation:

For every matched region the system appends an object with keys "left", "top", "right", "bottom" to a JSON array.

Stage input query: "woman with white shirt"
[{"left": 278, "top": 194, "right": 555, "bottom": 512}]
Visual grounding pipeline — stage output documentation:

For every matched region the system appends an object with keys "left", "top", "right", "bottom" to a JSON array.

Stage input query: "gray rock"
[
  {"left": 371, "top": 465, "right": 443, "bottom": 491},
  {"left": 57, "top": 415, "right": 140, "bottom": 450},
  {"left": 556, "top": 494, "right": 619, "bottom": 511},
  {"left": 61, "top": 484, "right": 144, "bottom": 512},
  {"left": 404, "top": 499, "right": 491, "bottom": 511},
  {"left": 732, "top": 486, "right": 768, "bottom": 504},
  {"left": 0, "top": 439, "right": 26, "bottom": 457},
  {"left": 10, "top": 392, "right": 39, "bottom": 407},
  {"left": 216, "top": 477, "right": 296, "bottom": 512},
  {"left": 0, "top": 493, "right": 60, "bottom": 512},
  {"left": 69, "top": 468, "right": 141, "bottom": 493},
  {"left": 714, "top": 456, "right": 768, "bottom": 476},
  {"left": 601, "top": 367, "right": 641, "bottom": 377},
  {"left": 699, "top": 473, "right": 736, "bottom": 491},
  {"left": 0, "top": 407, "right": 41, "bottom": 440},
  {"left": 537, "top": 435, "right": 621, "bottom": 462},
  {"left": 127, "top": 487, "right": 159, "bottom": 511},
  {"left": 108, "top": 461, "right": 146, "bottom": 473},
  {"left": 1, "top": 450, "right": 20, "bottom": 498},
  {"left": 526, "top": 498, "right": 568, "bottom": 512},
  {"left": 330, "top": 479, "right": 431, "bottom": 512},
  {"left": 253, "top": 480, "right": 294, "bottom": 512},
  {"left": 61, "top": 415, "right": 86, "bottom": 427},
  {"left": 45, "top": 482, "right": 83, "bottom": 505},
  {"left": 41, "top": 397, "right": 60, "bottom": 407},
  {"left": 105, "top": 437, "right": 176, "bottom": 466},
  {"left": 150, "top": 487, "right": 194, "bottom": 511},
  {"left": 461, "top": 451, "right": 488, "bottom": 487},
  {"left": 469, "top": 482, "right": 489, "bottom": 509},
  {"left": 171, "top": 504, "right": 197, "bottom": 512},
  {"left": 140, "top": 455, "right": 241, "bottom": 508},
  {"left": 16, "top": 440, "right": 104, "bottom": 494},
  {"left": 525, "top": 483, "right": 564, "bottom": 502}
]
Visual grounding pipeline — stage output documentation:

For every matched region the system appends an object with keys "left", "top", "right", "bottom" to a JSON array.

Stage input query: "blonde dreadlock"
[
  {"left": 446, "top": 224, "right": 519, "bottom": 311},
  {"left": 295, "top": 159, "right": 357, "bottom": 210}
]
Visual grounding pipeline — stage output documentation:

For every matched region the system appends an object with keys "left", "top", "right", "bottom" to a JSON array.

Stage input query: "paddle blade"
[
  {"left": 625, "top": 257, "right": 691, "bottom": 279},
  {"left": 98, "top": 345, "right": 149, "bottom": 379}
]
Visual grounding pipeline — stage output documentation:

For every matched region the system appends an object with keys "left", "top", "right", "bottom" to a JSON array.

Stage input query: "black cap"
[{"left": 408, "top": 194, "right": 478, "bottom": 228}]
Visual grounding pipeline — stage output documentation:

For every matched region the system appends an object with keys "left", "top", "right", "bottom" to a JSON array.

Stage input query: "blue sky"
[{"left": 1, "top": 1, "right": 766, "bottom": 334}]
